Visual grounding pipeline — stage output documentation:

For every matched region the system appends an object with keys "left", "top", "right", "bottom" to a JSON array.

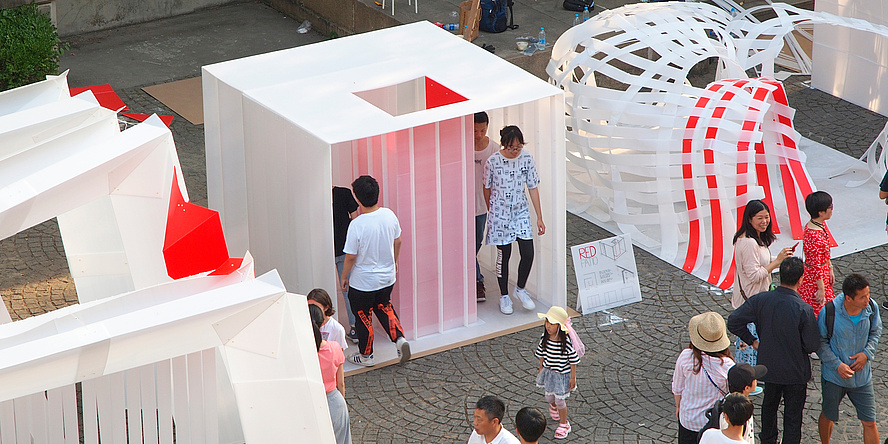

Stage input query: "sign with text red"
[{"left": 570, "top": 234, "right": 641, "bottom": 314}]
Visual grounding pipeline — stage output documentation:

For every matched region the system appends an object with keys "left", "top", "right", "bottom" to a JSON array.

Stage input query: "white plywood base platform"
[{"left": 342, "top": 269, "right": 551, "bottom": 376}]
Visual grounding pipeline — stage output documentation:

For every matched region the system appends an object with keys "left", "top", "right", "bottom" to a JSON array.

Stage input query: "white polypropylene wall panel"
[
  {"left": 0, "top": 72, "right": 70, "bottom": 117},
  {"left": 0, "top": 114, "right": 118, "bottom": 240},
  {"left": 0, "top": 92, "right": 111, "bottom": 160},
  {"left": 240, "top": 98, "right": 336, "bottom": 297},
  {"left": 202, "top": 75, "right": 251, "bottom": 256},
  {"left": 54, "top": 119, "right": 184, "bottom": 302},
  {"left": 813, "top": 0, "right": 888, "bottom": 115}
]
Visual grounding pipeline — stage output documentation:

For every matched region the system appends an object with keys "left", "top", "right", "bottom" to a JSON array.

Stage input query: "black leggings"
[{"left": 496, "top": 238, "right": 534, "bottom": 296}]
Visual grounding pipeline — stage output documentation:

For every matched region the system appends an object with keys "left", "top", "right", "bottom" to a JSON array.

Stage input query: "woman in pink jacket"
[{"left": 731, "top": 200, "right": 792, "bottom": 367}]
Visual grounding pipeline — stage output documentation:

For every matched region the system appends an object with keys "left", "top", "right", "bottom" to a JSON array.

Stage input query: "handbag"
[{"left": 737, "top": 276, "right": 748, "bottom": 301}]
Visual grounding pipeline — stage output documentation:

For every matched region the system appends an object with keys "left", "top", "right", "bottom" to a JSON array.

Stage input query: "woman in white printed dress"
[{"left": 482, "top": 125, "right": 545, "bottom": 315}]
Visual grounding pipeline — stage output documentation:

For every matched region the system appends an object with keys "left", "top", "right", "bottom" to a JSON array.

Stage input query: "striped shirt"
[
  {"left": 535, "top": 336, "right": 580, "bottom": 374},
  {"left": 671, "top": 348, "right": 734, "bottom": 431}
]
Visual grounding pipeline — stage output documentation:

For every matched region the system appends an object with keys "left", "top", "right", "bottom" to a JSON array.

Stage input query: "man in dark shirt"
[
  {"left": 727, "top": 256, "right": 820, "bottom": 444},
  {"left": 333, "top": 186, "right": 359, "bottom": 342}
]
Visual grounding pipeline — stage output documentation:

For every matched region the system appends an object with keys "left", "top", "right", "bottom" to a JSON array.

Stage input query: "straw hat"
[
  {"left": 538, "top": 306, "right": 569, "bottom": 332},
  {"left": 688, "top": 312, "right": 730, "bottom": 353}
]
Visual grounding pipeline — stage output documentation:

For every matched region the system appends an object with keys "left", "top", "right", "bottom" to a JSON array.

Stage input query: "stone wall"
[
  {"left": 51, "top": 0, "right": 231, "bottom": 36},
  {"left": 260, "top": 0, "right": 398, "bottom": 38},
  {"left": 258, "top": 0, "right": 552, "bottom": 80}
]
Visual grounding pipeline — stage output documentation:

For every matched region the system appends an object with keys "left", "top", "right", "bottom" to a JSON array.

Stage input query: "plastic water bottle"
[
  {"left": 537, "top": 27, "right": 546, "bottom": 50},
  {"left": 730, "top": 7, "right": 738, "bottom": 17},
  {"left": 442, "top": 23, "right": 458, "bottom": 31},
  {"left": 583, "top": 6, "right": 590, "bottom": 21},
  {"left": 573, "top": 14, "right": 581, "bottom": 27}
]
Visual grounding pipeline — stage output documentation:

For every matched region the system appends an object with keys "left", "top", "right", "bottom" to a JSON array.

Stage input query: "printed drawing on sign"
[{"left": 570, "top": 234, "right": 642, "bottom": 314}]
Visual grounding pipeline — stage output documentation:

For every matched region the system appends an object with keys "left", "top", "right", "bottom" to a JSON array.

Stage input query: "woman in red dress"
[{"left": 798, "top": 191, "right": 834, "bottom": 316}]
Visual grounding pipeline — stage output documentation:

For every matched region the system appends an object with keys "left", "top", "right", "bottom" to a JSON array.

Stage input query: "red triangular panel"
[
  {"left": 70, "top": 84, "right": 129, "bottom": 112},
  {"left": 425, "top": 77, "right": 468, "bottom": 109},
  {"left": 163, "top": 172, "right": 231, "bottom": 279},
  {"left": 209, "top": 258, "right": 244, "bottom": 276}
]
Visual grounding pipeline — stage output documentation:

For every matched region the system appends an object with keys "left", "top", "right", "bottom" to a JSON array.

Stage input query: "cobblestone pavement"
[{"left": 3, "top": 3, "right": 888, "bottom": 442}]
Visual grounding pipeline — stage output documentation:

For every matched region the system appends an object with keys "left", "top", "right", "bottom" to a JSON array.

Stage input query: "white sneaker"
[
  {"left": 514, "top": 288, "right": 536, "bottom": 310},
  {"left": 396, "top": 337, "right": 411, "bottom": 364},
  {"left": 349, "top": 353, "right": 375, "bottom": 367},
  {"left": 499, "top": 295, "right": 513, "bottom": 315}
]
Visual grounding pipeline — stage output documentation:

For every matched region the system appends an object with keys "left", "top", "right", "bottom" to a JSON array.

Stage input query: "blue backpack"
[{"left": 479, "top": 0, "right": 517, "bottom": 33}]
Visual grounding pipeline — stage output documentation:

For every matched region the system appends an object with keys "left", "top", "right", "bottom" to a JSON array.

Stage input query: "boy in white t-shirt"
[
  {"left": 340, "top": 175, "right": 410, "bottom": 367},
  {"left": 473, "top": 112, "right": 498, "bottom": 302},
  {"left": 700, "top": 394, "right": 755, "bottom": 444}
]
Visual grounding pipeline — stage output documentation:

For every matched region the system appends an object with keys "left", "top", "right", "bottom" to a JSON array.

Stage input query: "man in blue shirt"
[{"left": 817, "top": 273, "right": 882, "bottom": 444}]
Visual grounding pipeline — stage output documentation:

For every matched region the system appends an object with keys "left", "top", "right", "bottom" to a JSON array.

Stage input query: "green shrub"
[{"left": 0, "top": 3, "right": 67, "bottom": 91}]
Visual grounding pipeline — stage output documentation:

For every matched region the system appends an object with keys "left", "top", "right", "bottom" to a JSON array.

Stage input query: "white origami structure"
[
  {"left": 203, "top": 22, "right": 566, "bottom": 358},
  {"left": 0, "top": 73, "right": 187, "bottom": 304},
  {"left": 0, "top": 267, "right": 334, "bottom": 444},
  {"left": 846, "top": 121, "right": 888, "bottom": 187},
  {"left": 0, "top": 75, "right": 334, "bottom": 442},
  {"left": 547, "top": 2, "right": 888, "bottom": 288}
]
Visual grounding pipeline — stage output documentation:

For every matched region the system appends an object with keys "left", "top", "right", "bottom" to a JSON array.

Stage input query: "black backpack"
[
  {"left": 824, "top": 299, "right": 876, "bottom": 339},
  {"left": 479, "top": 0, "right": 518, "bottom": 33},
  {"left": 697, "top": 399, "right": 724, "bottom": 440},
  {"left": 698, "top": 397, "right": 749, "bottom": 439},
  {"left": 563, "top": 0, "right": 593, "bottom": 12}
]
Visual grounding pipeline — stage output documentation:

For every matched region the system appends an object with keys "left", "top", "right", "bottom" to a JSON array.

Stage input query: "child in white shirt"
[
  {"left": 308, "top": 288, "right": 349, "bottom": 351},
  {"left": 699, "top": 394, "right": 754, "bottom": 444}
]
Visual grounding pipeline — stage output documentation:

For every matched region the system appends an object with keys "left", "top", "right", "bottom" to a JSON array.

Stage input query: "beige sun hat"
[
  {"left": 688, "top": 312, "right": 730, "bottom": 353},
  {"left": 538, "top": 306, "right": 569, "bottom": 332}
]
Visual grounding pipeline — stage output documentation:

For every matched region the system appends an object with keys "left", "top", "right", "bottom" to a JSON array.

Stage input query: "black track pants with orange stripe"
[{"left": 348, "top": 284, "right": 405, "bottom": 356}]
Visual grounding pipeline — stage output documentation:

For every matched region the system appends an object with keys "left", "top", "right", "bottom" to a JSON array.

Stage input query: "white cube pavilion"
[{"left": 203, "top": 22, "right": 566, "bottom": 357}]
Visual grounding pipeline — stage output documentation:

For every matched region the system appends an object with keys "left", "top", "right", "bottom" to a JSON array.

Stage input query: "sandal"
[
  {"left": 548, "top": 404, "right": 560, "bottom": 421},
  {"left": 554, "top": 421, "right": 571, "bottom": 439}
]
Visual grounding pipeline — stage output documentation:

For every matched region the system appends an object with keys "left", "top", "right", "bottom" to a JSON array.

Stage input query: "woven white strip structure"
[
  {"left": 846, "top": 121, "right": 888, "bottom": 188},
  {"left": 547, "top": 2, "right": 888, "bottom": 288}
]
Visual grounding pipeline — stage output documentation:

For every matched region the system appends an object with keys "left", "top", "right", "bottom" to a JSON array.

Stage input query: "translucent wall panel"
[
  {"left": 813, "top": 0, "right": 888, "bottom": 115},
  {"left": 331, "top": 117, "right": 475, "bottom": 337}
]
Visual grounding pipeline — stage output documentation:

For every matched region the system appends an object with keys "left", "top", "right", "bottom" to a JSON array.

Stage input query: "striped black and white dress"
[{"left": 535, "top": 336, "right": 580, "bottom": 399}]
